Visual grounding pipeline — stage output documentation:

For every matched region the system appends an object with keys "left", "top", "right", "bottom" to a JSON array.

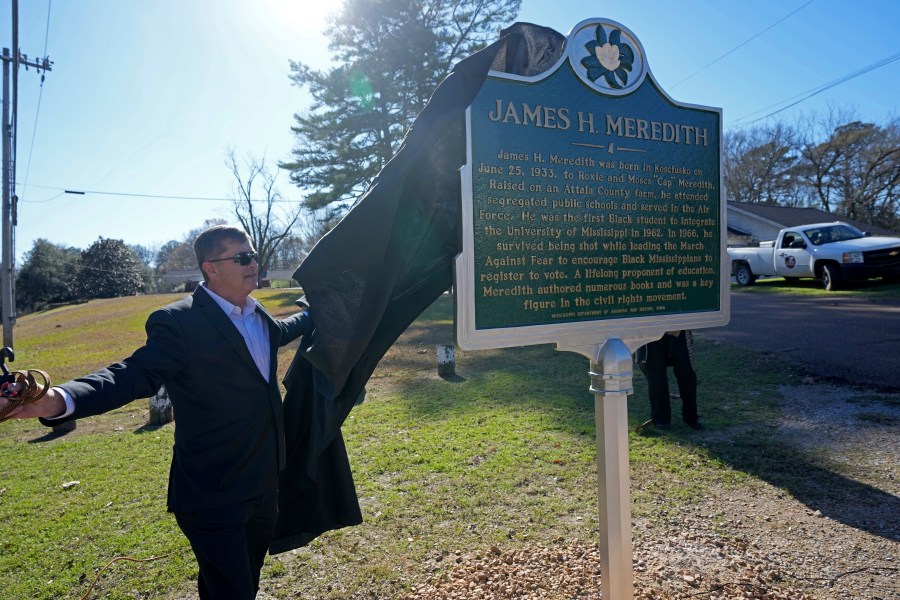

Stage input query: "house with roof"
[{"left": 727, "top": 201, "right": 898, "bottom": 247}]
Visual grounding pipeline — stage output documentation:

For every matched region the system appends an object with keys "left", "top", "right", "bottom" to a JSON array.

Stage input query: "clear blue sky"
[{"left": 3, "top": 0, "right": 898, "bottom": 262}]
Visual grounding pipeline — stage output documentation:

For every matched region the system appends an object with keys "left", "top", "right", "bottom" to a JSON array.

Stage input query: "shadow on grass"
[
  {"left": 24, "top": 419, "right": 168, "bottom": 442},
  {"left": 386, "top": 295, "right": 898, "bottom": 542},
  {"left": 26, "top": 428, "right": 69, "bottom": 444},
  {"left": 134, "top": 423, "right": 166, "bottom": 434},
  {"left": 700, "top": 434, "right": 899, "bottom": 543}
]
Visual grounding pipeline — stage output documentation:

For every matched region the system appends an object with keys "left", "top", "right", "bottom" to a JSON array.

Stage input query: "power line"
[
  {"left": 669, "top": 0, "right": 816, "bottom": 89},
  {"left": 18, "top": 183, "right": 299, "bottom": 204},
  {"left": 731, "top": 51, "right": 900, "bottom": 127},
  {"left": 23, "top": 184, "right": 234, "bottom": 202},
  {"left": 24, "top": 191, "right": 62, "bottom": 203},
  {"left": 20, "top": 0, "right": 53, "bottom": 205}
]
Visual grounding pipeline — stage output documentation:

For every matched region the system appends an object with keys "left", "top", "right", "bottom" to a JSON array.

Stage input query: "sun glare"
[{"left": 267, "top": 0, "right": 336, "bottom": 34}]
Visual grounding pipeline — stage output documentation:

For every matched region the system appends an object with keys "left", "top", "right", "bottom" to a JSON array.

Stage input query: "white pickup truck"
[{"left": 727, "top": 222, "right": 900, "bottom": 290}]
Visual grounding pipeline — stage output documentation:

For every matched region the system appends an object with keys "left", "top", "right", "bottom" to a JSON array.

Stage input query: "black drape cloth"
[{"left": 270, "top": 23, "right": 566, "bottom": 554}]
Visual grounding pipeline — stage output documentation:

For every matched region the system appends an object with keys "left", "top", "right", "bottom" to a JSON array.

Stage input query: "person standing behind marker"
[{"left": 636, "top": 330, "right": 703, "bottom": 431}]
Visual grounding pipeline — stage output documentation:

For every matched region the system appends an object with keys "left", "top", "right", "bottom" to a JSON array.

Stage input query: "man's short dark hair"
[{"left": 194, "top": 225, "right": 251, "bottom": 282}]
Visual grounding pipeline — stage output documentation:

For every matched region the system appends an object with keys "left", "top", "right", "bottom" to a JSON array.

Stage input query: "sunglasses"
[{"left": 206, "top": 251, "right": 258, "bottom": 266}]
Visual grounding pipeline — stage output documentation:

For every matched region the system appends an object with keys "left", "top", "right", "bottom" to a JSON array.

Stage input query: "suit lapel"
[{"left": 194, "top": 286, "right": 264, "bottom": 380}]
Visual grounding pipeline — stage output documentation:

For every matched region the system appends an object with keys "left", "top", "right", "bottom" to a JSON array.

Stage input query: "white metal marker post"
[
  {"left": 558, "top": 337, "right": 636, "bottom": 598},
  {"left": 592, "top": 338, "right": 635, "bottom": 599}
]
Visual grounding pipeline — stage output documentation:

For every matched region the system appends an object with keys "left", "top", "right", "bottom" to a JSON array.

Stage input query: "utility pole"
[{"left": 1, "top": 0, "right": 52, "bottom": 348}]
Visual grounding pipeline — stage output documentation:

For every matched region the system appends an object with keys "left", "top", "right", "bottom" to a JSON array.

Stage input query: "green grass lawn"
[
  {"left": 0, "top": 288, "right": 870, "bottom": 599},
  {"left": 731, "top": 276, "right": 900, "bottom": 298}
]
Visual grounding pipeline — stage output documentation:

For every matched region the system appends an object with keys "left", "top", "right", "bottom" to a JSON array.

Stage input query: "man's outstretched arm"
[{"left": 0, "top": 384, "right": 66, "bottom": 421}]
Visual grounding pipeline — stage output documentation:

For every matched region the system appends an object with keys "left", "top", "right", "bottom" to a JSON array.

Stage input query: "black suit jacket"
[{"left": 42, "top": 286, "right": 310, "bottom": 512}]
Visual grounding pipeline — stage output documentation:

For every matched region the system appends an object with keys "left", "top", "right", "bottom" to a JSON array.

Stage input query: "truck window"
[
  {"left": 808, "top": 229, "right": 825, "bottom": 245},
  {"left": 803, "top": 224, "right": 865, "bottom": 245},
  {"left": 781, "top": 233, "right": 797, "bottom": 248}
]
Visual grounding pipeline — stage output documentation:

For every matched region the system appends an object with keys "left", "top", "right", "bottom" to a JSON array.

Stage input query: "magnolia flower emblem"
[{"left": 580, "top": 25, "right": 635, "bottom": 88}]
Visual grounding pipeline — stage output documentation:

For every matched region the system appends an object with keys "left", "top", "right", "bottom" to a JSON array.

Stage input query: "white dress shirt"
[{"left": 203, "top": 285, "right": 271, "bottom": 382}]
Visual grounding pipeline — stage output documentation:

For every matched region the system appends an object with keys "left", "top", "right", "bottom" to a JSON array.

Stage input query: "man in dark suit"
[{"left": 1, "top": 225, "right": 312, "bottom": 599}]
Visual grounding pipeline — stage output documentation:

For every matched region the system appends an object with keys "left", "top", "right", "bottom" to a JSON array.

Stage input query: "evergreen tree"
[
  {"left": 281, "top": 0, "right": 520, "bottom": 221},
  {"left": 16, "top": 239, "right": 81, "bottom": 311},
  {"left": 76, "top": 238, "right": 146, "bottom": 299}
]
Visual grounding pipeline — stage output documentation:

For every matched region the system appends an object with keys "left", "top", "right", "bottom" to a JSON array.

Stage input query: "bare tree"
[
  {"left": 834, "top": 120, "right": 899, "bottom": 226},
  {"left": 295, "top": 206, "right": 333, "bottom": 255},
  {"left": 796, "top": 107, "right": 858, "bottom": 214},
  {"left": 157, "top": 219, "right": 229, "bottom": 274},
  {"left": 798, "top": 110, "right": 899, "bottom": 228},
  {"left": 723, "top": 108, "right": 900, "bottom": 230},
  {"left": 724, "top": 123, "right": 802, "bottom": 205},
  {"left": 227, "top": 150, "right": 307, "bottom": 282}
]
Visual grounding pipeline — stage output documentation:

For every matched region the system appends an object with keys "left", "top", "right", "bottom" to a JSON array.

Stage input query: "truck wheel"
[
  {"left": 822, "top": 263, "right": 844, "bottom": 291},
  {"left": 734, "top": 263, "right": 756, "bottom": 286}
]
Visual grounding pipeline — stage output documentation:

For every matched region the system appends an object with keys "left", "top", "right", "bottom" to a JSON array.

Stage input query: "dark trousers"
[
  {"left": 174, "top": 487, "right": 278, "bottom": 600},
  {"left": 639, "top": 332, "right": 698, "bottom": 426}
]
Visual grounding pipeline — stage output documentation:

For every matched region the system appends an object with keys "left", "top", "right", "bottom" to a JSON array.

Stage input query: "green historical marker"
[
  {"left": 456, "top": 18, "right": 728, "bottom": 350},
  {"left": 455, "top": 20, "right": 730, "bottom": 600}
]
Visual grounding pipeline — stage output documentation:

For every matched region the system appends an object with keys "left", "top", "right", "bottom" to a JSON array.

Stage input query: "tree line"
[
  {"left": 15, "top": 220, "right": 313, "bottom": 314},
  {"left": 724, "top": 110, "right": 899, "bottom": 230}
]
